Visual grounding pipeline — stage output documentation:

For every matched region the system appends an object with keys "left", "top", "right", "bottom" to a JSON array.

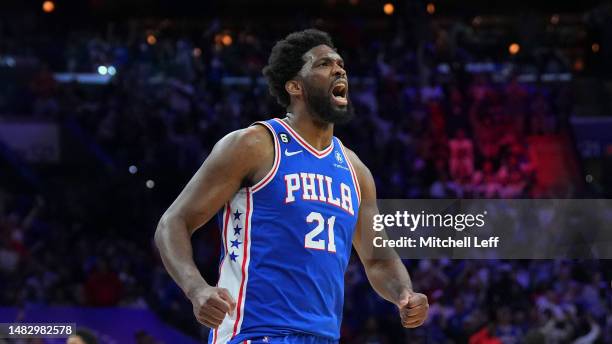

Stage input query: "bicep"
[
  {"left": 349, "top": 152, "right": 380, "bottom": 260},
  {"left": 350, "top": 152, "right": 400, "bottom": 268}
]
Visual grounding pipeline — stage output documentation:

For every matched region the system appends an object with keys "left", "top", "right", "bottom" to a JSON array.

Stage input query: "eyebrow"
[{"left": 316, "top": 56, "right": 344, "bottom": 65}]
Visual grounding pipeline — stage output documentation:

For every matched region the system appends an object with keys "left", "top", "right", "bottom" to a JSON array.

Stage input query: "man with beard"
[{"left": 154, "top": 29, "right": 428, "bottom": 344}]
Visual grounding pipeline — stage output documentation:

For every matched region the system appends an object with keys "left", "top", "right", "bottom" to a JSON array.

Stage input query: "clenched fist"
[
  {"left": 397, "top": 290, "right": 429, "bottom": 328},
  {"left": 188, "top": 286, "right": 236, "bottom": 329}
]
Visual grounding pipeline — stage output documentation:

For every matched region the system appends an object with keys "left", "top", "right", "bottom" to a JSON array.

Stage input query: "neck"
[{"left": 285, "top": 108, "right": 334, "bottom": 151}]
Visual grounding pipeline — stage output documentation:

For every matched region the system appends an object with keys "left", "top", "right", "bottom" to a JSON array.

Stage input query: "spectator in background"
[
  {"left": 430, "top": 171, "right": 463, "bottom": 198},
  {"left": 84, "top": 259, "right": 122, "bottom": 306},
  {"left": 472, "top": 160, "right": 501, "bottom": 198},
  {"left": 449, "top": 128, "right": 474, "bottom": 182},
  {"left": 498, "top": 154, "right": 530, "bottom": 198},
  {"left": 67, "top": 329, "right": 98, "bottom": 344},
  {"left": 469, "top": 324, "right": 502, "bottom": 344}
]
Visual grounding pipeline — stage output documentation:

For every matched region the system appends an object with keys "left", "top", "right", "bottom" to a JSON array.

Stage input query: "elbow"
[
  {"left": 154, "top": 212, "right": 190, "bottom": 249},
  {"left": 154, "top": 213, "right": 175, "bottom": 249}
]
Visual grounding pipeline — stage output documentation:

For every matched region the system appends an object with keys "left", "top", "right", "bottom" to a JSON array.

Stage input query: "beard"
[{"left": 303, "top": 80, "right": 354, "bottom": 125}]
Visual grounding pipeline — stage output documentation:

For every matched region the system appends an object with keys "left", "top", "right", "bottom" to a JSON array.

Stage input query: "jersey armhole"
[
  {"left": 249, "top": 122, "right": 281, "bottom": 193},
  {"left": 337, "top": 139, "right": 362, "bottom": 205}
]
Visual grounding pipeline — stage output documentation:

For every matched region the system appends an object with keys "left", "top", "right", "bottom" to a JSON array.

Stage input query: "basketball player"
[{"left": 155, "top": 29, "right": 428, "bottom": 344}]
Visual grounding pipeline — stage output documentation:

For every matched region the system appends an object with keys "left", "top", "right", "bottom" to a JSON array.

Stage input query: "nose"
[{"left": 333, "top": 63, "right": 346, "bottom": 78}]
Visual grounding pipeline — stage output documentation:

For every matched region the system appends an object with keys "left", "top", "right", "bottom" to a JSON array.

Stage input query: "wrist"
[
  {"left": 395, "top": 287, "right": 414, "bottom": 305},
  {"left": 184, "top": 278, "right": 209, "bottom": 299}
]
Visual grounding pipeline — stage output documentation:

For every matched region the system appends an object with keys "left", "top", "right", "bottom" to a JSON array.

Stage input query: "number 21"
[{"left": 305, "top": 212, "right": 336, "bottom": 252}]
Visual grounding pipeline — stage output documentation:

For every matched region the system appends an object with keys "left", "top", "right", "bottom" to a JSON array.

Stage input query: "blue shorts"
[{"left": 230, "top": 334, "right": 338, "bottom": 344}]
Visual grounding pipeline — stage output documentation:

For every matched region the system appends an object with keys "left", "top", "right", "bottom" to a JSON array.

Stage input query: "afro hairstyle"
[{"left": 262, "top": 29, "right": 335, "bottom": 108}]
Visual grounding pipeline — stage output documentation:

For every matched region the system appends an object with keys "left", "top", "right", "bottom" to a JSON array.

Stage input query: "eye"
[{"left": 320, "top": 61, "right": 329, "bottom": 67}]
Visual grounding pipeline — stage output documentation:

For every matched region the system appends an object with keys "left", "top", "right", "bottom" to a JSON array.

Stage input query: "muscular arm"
[
  {"left": 154, "top": 124, "right": 273, "bottom": 327},
  {"left": 347, "top": 149, "right": 428, "bottom": 328}
]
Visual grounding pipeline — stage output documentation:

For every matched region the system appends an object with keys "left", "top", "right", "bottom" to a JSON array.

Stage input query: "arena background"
[{"left": 0, "top": 0, "right": 611, "bottom": 343}]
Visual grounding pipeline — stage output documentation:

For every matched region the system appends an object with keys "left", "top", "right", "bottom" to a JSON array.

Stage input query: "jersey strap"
[{"left": 249, "top": 121, "right": 281, "bottom": 193}]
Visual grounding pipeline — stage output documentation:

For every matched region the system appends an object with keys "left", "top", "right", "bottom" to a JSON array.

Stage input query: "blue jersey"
[{"left": 209, "top": 118, "right": 361, "bottom": 344}]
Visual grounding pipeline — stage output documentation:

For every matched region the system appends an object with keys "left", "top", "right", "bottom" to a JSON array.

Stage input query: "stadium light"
[
  {"left": 147, "top": 34, "right": 157, "bottom": 45},
  {"left": 97, "top": 65, "right": 108, "bottom": 75},
  {"left": 427, "top": 3, "right": 435, "bottom": 15},
  {"left": 42, "top": 1, "right": 55, "bottom": 13},
  {"left": 592, "top": 43, "right": 600, "bottom": 53},
  {"left": 193, "top": 47, "right": 202, "bottom": 57},
  {"left": 221, "top": 34, "right": 233, "bottom": 46},
  {"left": 107, "top": 66, "right": 116, "bottom": 75},
  {"left": 129, "top": 165, "right": 138, "bottom": 174},
  {"left": 146, "top": 180, "right": 155, "bottom": 189},
  {"left": 574, "top": 59, "right": 584, "bottom": 71},
  {"left": 550, "top": 14, "right": 560, "bottom": 25},
  {"left": 509, "top": 43, "right": 520, "bottom": 55},
  {"left": 383, "top": 3, "right": 394, "bottom": 15}
]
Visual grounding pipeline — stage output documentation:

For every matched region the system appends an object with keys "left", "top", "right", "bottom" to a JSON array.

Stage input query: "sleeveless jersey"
[{"left": 209, "top": 118, "right": 361, "bottom": 344}]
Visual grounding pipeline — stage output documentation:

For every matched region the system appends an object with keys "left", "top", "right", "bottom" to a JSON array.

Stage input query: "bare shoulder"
[
  {"left": 220, "top": 124, "right": 273, "bottom": 154},
  {"left": 214, "top": 124, "right": 273, "bottom": 162},
  {"left": 342, "top": 146, "right": 371, "bottom": 179},
  {"left": 342, "top": 145, "right": 376, "bottom": 197},
  {"left": 214, "top": 123, "right": 274, "bottom": 184}
]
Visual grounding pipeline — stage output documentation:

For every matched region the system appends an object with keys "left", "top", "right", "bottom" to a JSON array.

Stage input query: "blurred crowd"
[{"left": 0, "top": 10, "right": 610, "bottom": 344}]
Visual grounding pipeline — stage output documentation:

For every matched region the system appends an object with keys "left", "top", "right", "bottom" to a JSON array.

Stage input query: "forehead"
[{"left": 302, "top": 44, "right": 343, "bottom": 62}]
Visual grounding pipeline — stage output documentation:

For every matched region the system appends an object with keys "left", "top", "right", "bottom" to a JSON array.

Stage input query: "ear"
[{"left": 285, "top": 79, "right": 303, "bottom": 98}]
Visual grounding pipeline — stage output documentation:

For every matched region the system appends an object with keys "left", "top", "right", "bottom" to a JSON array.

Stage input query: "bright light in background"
[
  {"left": 383, "top": 3, "right": 394, "bottom": 15},
  {"left": 214, "top": 33, "right": 234, "bottom": 47},
  {"left": 427, "top": 3, "right": 435, "bottom": 15},
  {"left": 472, "top": 16, "right": 482, "bottom": 26},
  {"left": 221, "top": 34, "right": 233, "bottom": 46},
  {"left": 146, "top": 180, "right": 155, "bottom": 189},
  {"left": 574, "top": 58, "right": 584, "bottom": 71},
  {"left": 550, "top": 14, "right": 560, "bottom": 25},
  {"left": 193, "top": 47, "right": 202, "bottom": 57},
  {"left": 42, "top": 1, "right": 55, "bottom": 13},
  {"left": 107, "top": 66, "right": 116, "bottom": 75},
  {"left": 97, "top": 65, "right": 108, "bottom": 75},
  {"left": 592, "top": 43, "right": 600, "bottom": 53},
  {"left": 147, "top": 34, "right": 157, "bottom": 45},
  {"left": 509, "top": 43, "right": 520, "bottom": 55},
  {"left": 4, "top": 57, "right": 16, "bottom": 67},
  {"left": 129, "top": 165, "right": 138, "bottom": 174}
]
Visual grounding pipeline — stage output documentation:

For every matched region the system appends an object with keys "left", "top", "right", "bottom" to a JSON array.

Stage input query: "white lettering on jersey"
[
  {"left": 325, "top": 176, "right": 341, "bottom": 207},
  {"left": 300, "top": 173, "right": 317, "bottom": 200},
  {"left": 315, "top": 174, "right": 327, "bottom": 202},
  {"left": 340, "top": 183, "right": 354, "bottom": 216},
  {"left": 285, "top": 174, "right": 300, "bottom": 203},
  {"left": 284, "top": 173, "right": 354, "bottom": 215}
]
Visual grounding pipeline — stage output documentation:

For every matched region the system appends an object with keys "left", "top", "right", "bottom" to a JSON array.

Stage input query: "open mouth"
[{"left": 330, "top": 81, "right": 348, "bottom": 106}]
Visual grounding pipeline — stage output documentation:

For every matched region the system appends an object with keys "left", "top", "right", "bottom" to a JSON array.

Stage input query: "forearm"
[
  {"left": 363, "top": 257, "right": 413, "bottom": 305},
  {"left": 154, "top": 214, "right": 210, "bottom": 298}
]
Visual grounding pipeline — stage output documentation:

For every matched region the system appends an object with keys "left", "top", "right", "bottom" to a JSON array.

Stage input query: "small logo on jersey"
[
  {"left": 284, "top": 149, "right": 303, "bottom": 157},
  {"left": 279, "top": 132, "right": 290, "bottom": 143},
  {"left": 335, "top": 151, "right": 344, "bottom": 164}
]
